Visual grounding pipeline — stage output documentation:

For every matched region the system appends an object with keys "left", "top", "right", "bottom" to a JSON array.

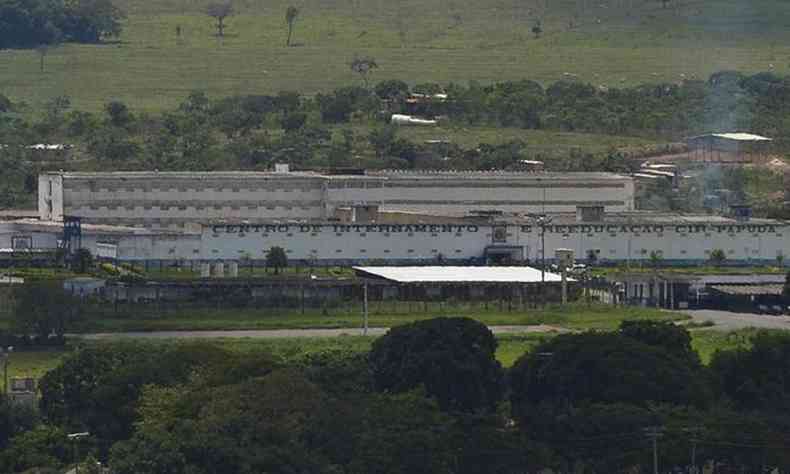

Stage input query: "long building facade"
[
  {"left": 38, "top": 170, "right": 635, "bottom": 229},
  {"left": 3, "top": 210, "right": 787, "bottom": 266}
]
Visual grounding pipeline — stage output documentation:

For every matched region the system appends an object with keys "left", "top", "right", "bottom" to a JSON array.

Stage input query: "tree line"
[
  {"left": 2, "top": 70, "right": 789, "bottom": 208},
  {"left": 0, "top": 0, "right": 124, "bottom": 49},
  {"left": 2, "top": 318, "right": 790, "bottom": 472}
]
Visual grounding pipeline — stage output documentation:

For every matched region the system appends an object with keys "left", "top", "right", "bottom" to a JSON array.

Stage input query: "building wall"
[
  {"left": 38, "top": 174, "right": 63, "bottom": 221},
  {"left": 326, "top": 177, "right": 634, "bottom": 214},
  {"left": 5, "top": 218, "right": 788, "bottom": 265},
  {"left": 40, "top": 172, "right": 635, "bottom": 227},
  {"left": 58, "top": 176, "right": 326, "bottom": 229}
]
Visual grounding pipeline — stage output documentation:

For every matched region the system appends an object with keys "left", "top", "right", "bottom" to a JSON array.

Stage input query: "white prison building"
[{"left": 37, "top": 169, "right": 635, "bottom": 229}]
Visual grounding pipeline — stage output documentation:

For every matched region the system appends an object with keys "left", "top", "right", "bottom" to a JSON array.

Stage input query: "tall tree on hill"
[
  {"left": 285, "top": 6, "right": 299, "bottom": 46},
  {"left": 36, "top": 44, "right": 49, "bottom": 72},
  {"left": 531, "top": 19, "right": 543, "bottom": 39},
  {"left": 206, "top": 2, "right": 233, "bottom": 37},
  {"left": 350, "top": 55, "right": 378, "bottom": 88}
]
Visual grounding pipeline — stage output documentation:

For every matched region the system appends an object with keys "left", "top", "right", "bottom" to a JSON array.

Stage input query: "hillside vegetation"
[{"left": 1, "top": 0, "right": 790, "bottom": 111}]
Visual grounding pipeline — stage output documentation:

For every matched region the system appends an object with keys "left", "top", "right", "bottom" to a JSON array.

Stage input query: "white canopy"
[{"left": 353, "top": 266, "right": 568, "bottom": 283}]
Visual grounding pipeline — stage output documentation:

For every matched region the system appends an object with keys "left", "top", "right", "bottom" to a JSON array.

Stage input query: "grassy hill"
[{"left": 1, "top": 0, "right": 789, "bottom": 112}]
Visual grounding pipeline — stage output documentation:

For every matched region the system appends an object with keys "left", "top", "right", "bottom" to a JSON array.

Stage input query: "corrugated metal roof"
[
  {"left": 353, "top": 266, "right": 568, "bottom": 283},
  {"left": 688, "top": 133, "right": 772, "bottom": 142},
  {"left": 712, "top": 133, "right": 772, "bottom": 142},
  {"left": 698, "top": 274, "right": 786, "bottom": 285},
  {"left": 709, "top": 284, "right": 783, "bottom": 296}
]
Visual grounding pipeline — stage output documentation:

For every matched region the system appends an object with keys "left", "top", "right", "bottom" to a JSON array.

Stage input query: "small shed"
[{"left": 686, "top": 132, "right": 772, "bottom": 163}]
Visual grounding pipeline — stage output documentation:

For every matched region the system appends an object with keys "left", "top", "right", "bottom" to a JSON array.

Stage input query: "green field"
[
  {"left": 3, "top": 328, "right": 765, "bottom": 385},
  {"left": 64, "top": 303, "right": 687, "bottom": 332},
  {"left": 1, "top": 0, "right": 789, "bottom": 112}
]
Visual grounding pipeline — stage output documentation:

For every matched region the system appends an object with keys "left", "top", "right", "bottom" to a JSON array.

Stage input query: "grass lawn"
[
  {"left": 690, "top": 328, "right": 758, "bottom": 364},
  {"left": 67, "top": 303, "right": 688, "bottom": 332},
  {"left": 592, "top": 265, "right": 787, "bottom": 278},
  {"left": 7, "top": 327, "right": 770, "bottom": 387},
  {"left": 1, "top": 0, "right": 789, "bottom": 112},
  {"left": 5, "top": 350, "right": 67, "bottom": 380}
]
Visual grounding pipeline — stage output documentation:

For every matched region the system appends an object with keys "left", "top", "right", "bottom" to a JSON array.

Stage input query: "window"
[
  {"left": 11, "top": 236, "right": 32, "bottom": 250},
  {"left": 360, "top": 249, "right": 367, "bottom": 253},
  {"left": 493, "top": 227, "right": 507, "bottom": 243},
  {"left": 336, "top": 249, "right": 343, "bottom": 253}
]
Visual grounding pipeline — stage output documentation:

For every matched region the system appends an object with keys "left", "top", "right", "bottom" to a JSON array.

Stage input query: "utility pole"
[
  {"left": 683, "top": 426, "right": 703, "bottom": 474},
  {"left": 362, "top": 281, "right": 369, "bottom": 336},
  {"left": 1, "top": 346, "right": 12, "bottom": 397},
  {"left": 67, "top": 432, "right": 90, "bottom": 474},
  {"left": 643, "top": 426, "right": 664, "bottom": 474}
]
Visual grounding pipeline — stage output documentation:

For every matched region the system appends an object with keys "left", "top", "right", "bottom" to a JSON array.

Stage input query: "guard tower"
[{"left": 61, "top": 216, "right": 82, "bottom": 267}]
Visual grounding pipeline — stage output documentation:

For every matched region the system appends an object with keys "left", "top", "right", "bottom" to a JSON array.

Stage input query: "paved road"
[
  {"left": 685, "top": 309, "right": 790, "bottom": 331},
  {"left": 70, "top": 311, "right": 790, "bottom": 340},
  {"left": 74, "top": 324, "right": 568, "bottom": 340}
]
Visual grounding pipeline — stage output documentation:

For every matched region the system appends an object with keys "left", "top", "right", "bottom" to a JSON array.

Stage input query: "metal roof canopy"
[
  {"left": 353, "top": 266, "right": 568, "bottom": 284},
  {"left": 687, "top": 132, "right": 772, "bottom": 142}
]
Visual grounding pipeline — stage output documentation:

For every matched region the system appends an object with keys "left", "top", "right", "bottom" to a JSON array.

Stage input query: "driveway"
[
  {"left": 74, "top": 324, "right": 568, "bottom": 340},
  {"left": 685, "top": 309, "right": 790, "bottom": 331}
]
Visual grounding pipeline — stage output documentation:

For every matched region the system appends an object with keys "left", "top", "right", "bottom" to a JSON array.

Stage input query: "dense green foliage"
[
  {"left": 369, "top": 317, "right": 504, "bottom": 412},
  {"left": 3, "top": 320, "right": 790, "bottom": 472},
  {"left": 0, "top": 0, "right": 124, "bottom": 48},
  {"left": 1, "top": 71, "right": 788, "bottom": 211},
  {"left": 509, "top": 331, "right": 710, "bottom": 411},
  {"left": 710, "top": 331, "right": 790, "bottom": 411},
  {"left": 11, "top": 282, "right": 81, "bottom": 342}
]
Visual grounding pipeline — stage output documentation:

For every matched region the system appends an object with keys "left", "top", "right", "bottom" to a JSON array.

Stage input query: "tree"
[
  {"left": 0, "top": 425, "right": 68, "bottom": 473},
  {"left": 350, "top": 55, "right": 378, "bottom": 88},
  {"left": 13, "top": 282, "right": 81, "bottom": 341},
  {"left": 375, "top": 79, "right": 409, "bottom": 100},
  {"left": 39, "top": 342, "right": 235, "bottom": 452},
  {"left": 619, "top": 320, "right": 700, "bottom": 365},
  {"left": 266, "top": 246, "right": 288, "bottom": 274},
  {"left": 105, "top": 100, "right": 133, "bottom": 127},
  {"left": 709, "top": 248, "right": 726, "bottom": 267},
  {"left": 281, "top": 112, "right": 307, "bottom": 133},
  {"left": 60, "top": 0, "right": 125, "bottom": 43},
  {"left": 0, "top": 93, "right": 11, "bottom": 113},
  {"left": 368, "top": 317, "right": 504, "bottom": 412},
  {"left": 285, "top": 6, "right": 299, "bottom": 46},
  {"left": 368, "top": 125, "right": 397, "bottom": 159},
  {"left": 510, "top": 331, "right": 710, "bottom": 418},
  {"left": 531, "top": 19, "right": 542, "bottom": 39},
  {"left": 710, "top": 331, "right": 790, "bottom": 411},
  {"left": 37, "top": 44, "right": 49, "bottom": 72},
  {"left": 206, "top": 2, "right": 233, "bottom": 37}
]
